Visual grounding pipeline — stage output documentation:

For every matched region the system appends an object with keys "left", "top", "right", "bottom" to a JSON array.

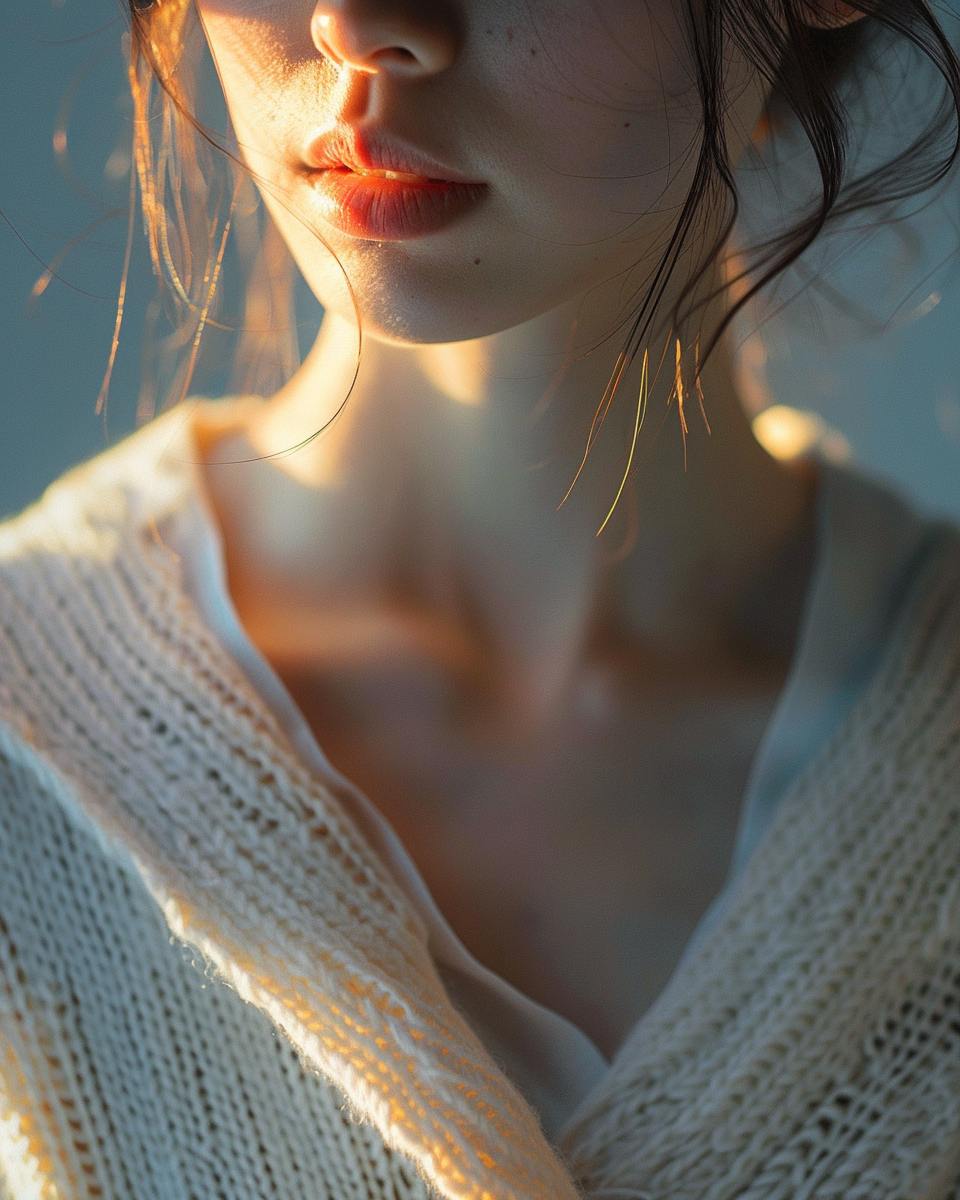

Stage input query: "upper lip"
[{"left": 302, "top": 126, "right": 483, "bottom": 186}]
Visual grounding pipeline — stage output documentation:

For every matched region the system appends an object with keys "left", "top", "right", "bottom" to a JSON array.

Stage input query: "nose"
[{"left": 311, "top": 0, "right": 459, "bottom": 77}]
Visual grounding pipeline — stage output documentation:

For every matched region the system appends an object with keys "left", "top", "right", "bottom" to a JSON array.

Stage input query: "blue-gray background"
[{"left": 3, "top": 0, "right": 960, "bottom": 521}]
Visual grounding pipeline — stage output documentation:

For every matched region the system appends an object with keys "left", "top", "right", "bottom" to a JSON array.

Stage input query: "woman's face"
[{"left": 197, "top": 0, "right": 762, "bottom": 344}]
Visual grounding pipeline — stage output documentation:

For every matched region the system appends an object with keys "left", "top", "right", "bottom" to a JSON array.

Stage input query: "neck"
[{"left": 238, "top": 280, "right": 815, "bottom": 720}]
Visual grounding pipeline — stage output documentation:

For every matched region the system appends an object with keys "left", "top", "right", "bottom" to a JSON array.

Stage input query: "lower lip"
[{"left": 307, "top": 169, "right": 487, "bottom": 241}]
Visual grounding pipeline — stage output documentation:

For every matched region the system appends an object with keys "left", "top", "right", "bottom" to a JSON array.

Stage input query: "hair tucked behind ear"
[
  {"left": 714, "top": 0, "right": 960, "bottom": 328},
  {"left": 609, "top": 0, "right": 960, "bottom": 388},
  {"left": 120, "top": 0, "right": 960, "bottom": 423}
]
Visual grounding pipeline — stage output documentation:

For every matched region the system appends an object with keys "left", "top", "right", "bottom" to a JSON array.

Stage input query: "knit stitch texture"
[{"left": 1, "top": 409, "right": 960, "bottom": 1199}]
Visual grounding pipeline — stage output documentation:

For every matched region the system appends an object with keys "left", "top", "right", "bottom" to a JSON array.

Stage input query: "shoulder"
[
  {"left": 0, "top": 410, "right": 194, "bottom": 735},
  {"left": 827, "top": 470, "right": 960, "bottom": 770},
  {"left": 0, "top": 398, "right": 257, "bottom": 692},
  {"left": 0, "top": 401, "right": 270, "bottom": 843},
  {"left": 815, "top": 461, "right": 960, "bottom": 656},
  {"left": 0, "top": 404, "right": 206, "bottom": 565}
]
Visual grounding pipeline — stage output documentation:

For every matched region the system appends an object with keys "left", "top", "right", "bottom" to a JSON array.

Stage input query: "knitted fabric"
[
  {"left": 559, "top": 537, "right": 960, "bottom": 1199},
  {"left": 0, "top": 412, "right": 570, "bottom": 1200},
  {"left": 1, "top": 408, "right": 960, "bottom": 1199}
]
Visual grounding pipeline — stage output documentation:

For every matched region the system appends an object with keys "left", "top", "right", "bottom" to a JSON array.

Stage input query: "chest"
[{"left": 240, "top": 596, "right": 782, "bottom": 1055}]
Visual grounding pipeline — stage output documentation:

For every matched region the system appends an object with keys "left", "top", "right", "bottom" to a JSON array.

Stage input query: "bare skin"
[
  {"left": 194, "top": 0, "right": 838, "bottom": 1055},
  {"left": 201, "top": 309, "right": 815, "bottom": 1055}
]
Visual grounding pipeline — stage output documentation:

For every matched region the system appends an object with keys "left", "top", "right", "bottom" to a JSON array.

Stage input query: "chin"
[
  {"left": 323, "top": 290, "right": 525, "bottom": 346},
  {"left": 271, "top": 189, "right": 617, "bottom": 347},
  {"left": 305, "top": 245, "right": 592, "bottom": 347}
]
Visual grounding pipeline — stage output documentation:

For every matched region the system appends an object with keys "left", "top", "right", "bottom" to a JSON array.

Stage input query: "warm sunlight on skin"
[
  {"left": 197, "top": 0, "right": 761, "bottom": 344},
  {"left": 193, "top": 0, "right": 837, "bottom": 1055}
]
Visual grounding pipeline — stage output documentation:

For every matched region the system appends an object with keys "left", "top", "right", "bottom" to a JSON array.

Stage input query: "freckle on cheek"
[{"left": 474, "top": 258, "right": 481, "bottom": 265}]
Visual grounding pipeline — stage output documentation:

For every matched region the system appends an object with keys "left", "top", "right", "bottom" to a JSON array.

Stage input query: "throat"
[{"left": 194, "top": 315, "right": 818, "bottom": 1055}]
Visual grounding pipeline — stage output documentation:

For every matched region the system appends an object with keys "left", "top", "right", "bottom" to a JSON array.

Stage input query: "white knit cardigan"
[{"left": 2, "top": 409, "right": 960, "bottom": 1200}]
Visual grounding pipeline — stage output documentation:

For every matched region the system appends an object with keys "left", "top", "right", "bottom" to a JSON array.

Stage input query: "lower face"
[{"left": 196, "top": 0, "right": 754, "bottom": 346}]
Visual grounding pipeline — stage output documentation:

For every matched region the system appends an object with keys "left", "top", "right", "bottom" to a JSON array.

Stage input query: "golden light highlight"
[
  {"left": 597, "top": 348, "right": 649, "bottom": 536},
  {"left": 675, "top": 337, "right": 689, "bottom": 444},
  {"left": 0, "top": 1043, "right": 59, "bottom": 1200},
  {"left": 99, "top": 0, "right": 223, "bottom": 421},
  {"left": 103, "top": 0, "right": 280, "bottom": 421},
  {"left": 752, "top": 404, "right": 851, "bottom": 462},
  {"left": 418, "top": 341, "right": 488, "bottom": 405},
  {"left": 0, "top": 1110, "right": 53, "bottom": 1200},
  {"left": 108, "top": 0, "right": 352, "bottom": 431}
]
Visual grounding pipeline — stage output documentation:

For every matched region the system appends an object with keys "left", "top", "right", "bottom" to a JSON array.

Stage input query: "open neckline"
[{"left": 164, "top": 398, "right": 932, "bottom": 1139}]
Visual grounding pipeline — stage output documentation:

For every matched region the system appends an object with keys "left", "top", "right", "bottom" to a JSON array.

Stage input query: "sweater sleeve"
[
  {"left": 0, "top": 721, "right": 100, "bottom": 1200},
  {"left": 0, "top": 731, "right": 59, "bottom": 1195}
]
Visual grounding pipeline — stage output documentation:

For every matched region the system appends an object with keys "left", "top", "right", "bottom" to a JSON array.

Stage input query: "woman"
[{"left": 1, "top": 0, "right": 960, "bottom": 1196}]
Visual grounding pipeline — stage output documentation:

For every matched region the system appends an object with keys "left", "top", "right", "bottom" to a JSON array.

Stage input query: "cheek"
[
  {"left": 197, "top": 0, "right": 321, "bottom": 165},
  {"left": 513, "top": 104, "right": 692, "bottom": 249},
  {"left": 481, "top": 1, "right": 701, "bottom": 244}
]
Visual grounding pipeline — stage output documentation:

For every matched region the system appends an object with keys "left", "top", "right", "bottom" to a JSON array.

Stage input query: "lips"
[{"left": 302, "top": 127, "right": 487, "bottom": 241}]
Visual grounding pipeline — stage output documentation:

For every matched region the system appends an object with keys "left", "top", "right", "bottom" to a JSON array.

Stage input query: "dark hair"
[
  {"left": 625, "top": 0, "right": 960, "bottom": 376},
  {"left": 121, "top": 0, "right": 960, "bottom": 420}
]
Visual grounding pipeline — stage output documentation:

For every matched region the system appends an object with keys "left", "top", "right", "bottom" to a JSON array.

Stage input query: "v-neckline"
[{"left": 166, "top": 397, "right": 930, "bottom": 1139}]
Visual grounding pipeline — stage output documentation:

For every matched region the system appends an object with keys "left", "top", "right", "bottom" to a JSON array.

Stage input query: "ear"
[{"left": 800, "top": 0, "right": 867, "bottom": 30}]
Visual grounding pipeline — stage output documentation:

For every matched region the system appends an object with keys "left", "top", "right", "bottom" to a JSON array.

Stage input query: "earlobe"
[{"left": 799, "top": 0, "right": 867, "bottom": 30}]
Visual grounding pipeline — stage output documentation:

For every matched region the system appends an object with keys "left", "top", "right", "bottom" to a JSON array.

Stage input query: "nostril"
[
  {"left": 312, "top": 4, "right": 459, "bottom": 77},
  {"left": 377, "top": 46, "right": 418, "bottom": 66}
]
